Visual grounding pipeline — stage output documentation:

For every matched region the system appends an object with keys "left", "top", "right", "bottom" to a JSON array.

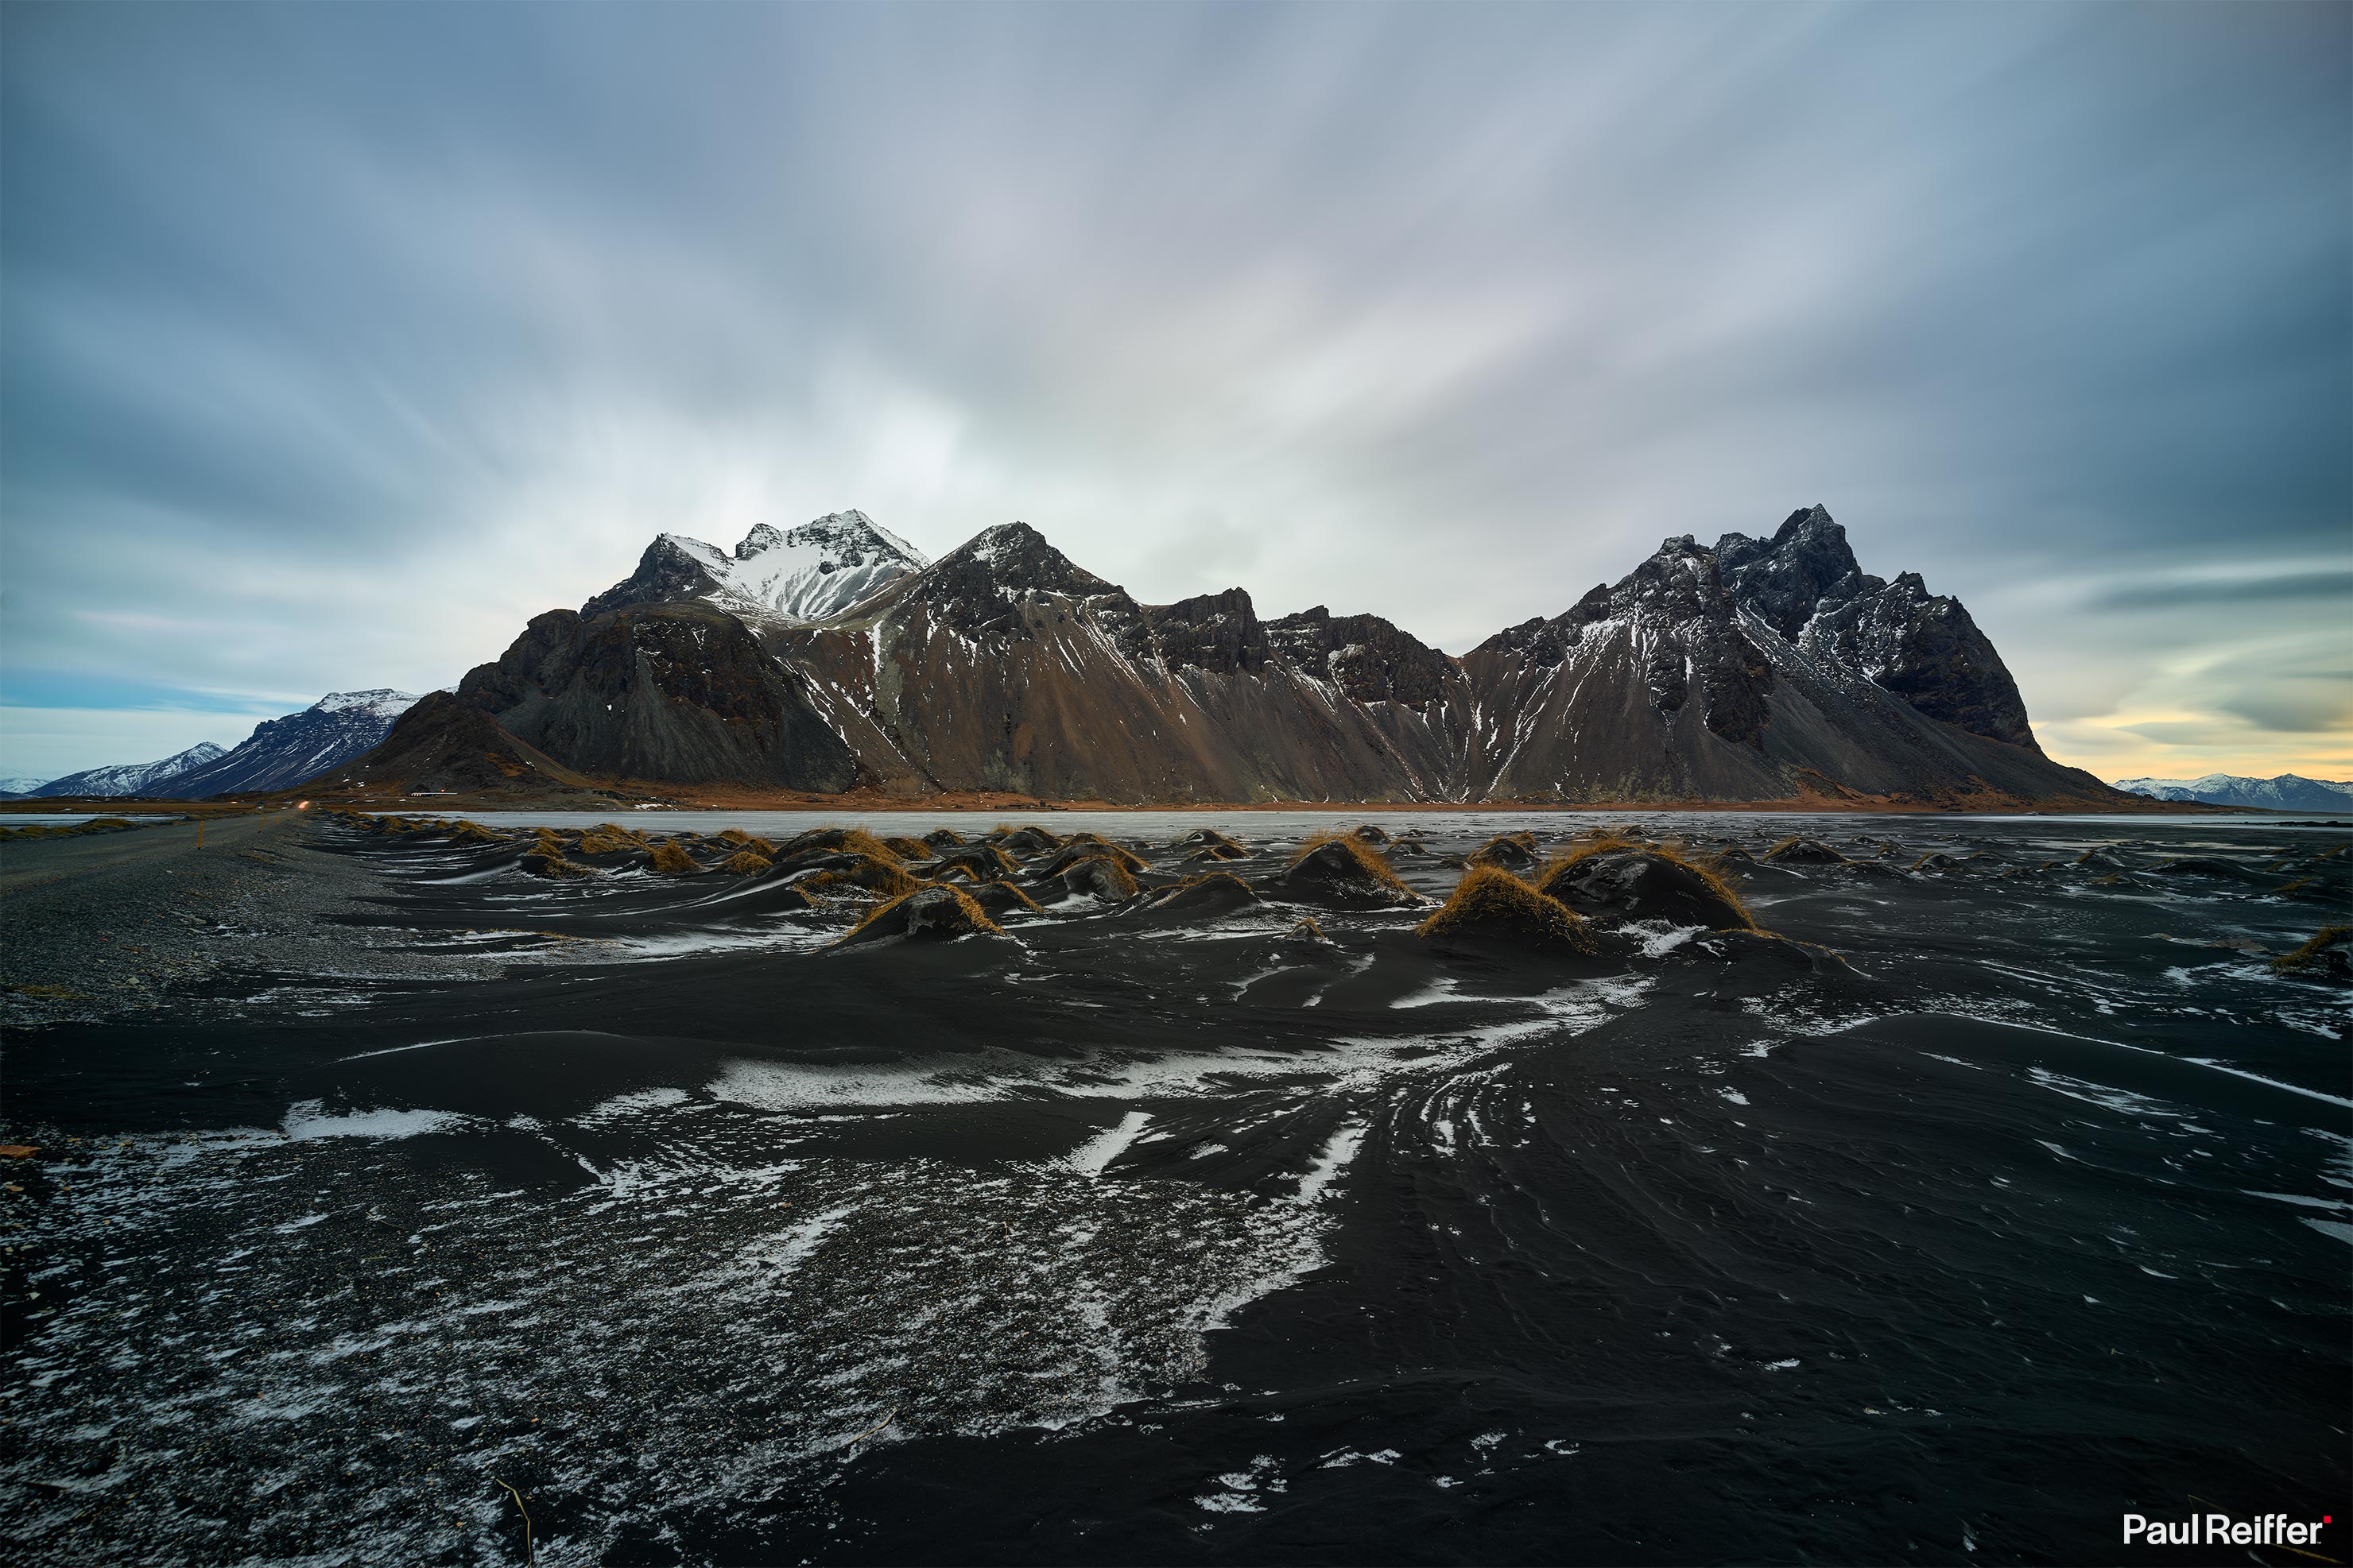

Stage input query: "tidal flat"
[{"left": 2, "top": 809, "right": 2347, "bottom": 1565}]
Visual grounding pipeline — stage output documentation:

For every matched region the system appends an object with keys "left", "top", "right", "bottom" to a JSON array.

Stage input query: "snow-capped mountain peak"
[
  {"left": 313, "top": 689, "right": 422, "bottom": 719},
  {"left": 588, "top": 511, "right": 930, "bottom": 625}
]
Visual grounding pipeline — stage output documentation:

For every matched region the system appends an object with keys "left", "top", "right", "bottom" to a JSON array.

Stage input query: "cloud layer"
[{"left": 2, "top": 2, "right": 2345, "bottom": 781}]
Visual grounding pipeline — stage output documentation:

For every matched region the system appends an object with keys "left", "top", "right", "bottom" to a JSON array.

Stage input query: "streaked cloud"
[{"left": 0, "top": 1, "right": 2344, "bottom": 781}]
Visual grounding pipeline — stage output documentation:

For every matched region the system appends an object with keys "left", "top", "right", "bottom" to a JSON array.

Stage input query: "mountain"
[
  {"left": 323, "top": 691, "right": 607, "bottom": 798},
  {"left": 769, "top": 522, "right": 1476, "bottom": 801},
  {"left": 29, "top": 742, "right": 228, "bottom": 799},
  {"left": 149, "top": 690, "right": 421, "bottom": 798},
  {"left": 1459, "top": 506, "right": 2091, "bottom": 804},
  {"left": 0, "top": 776, "right": 47, "bottom": 799},
  {"left": 583, "top": 511, "right": 929, "bottom": 625},
  {"left": 328, "top": 503, "right": 2133, "bottom": 808},
  {"left": 452, "top": 601, "right": 866, "bottom": 791},
  {"left": 2114, "top": 773, "right": 2353, "bottom": 811}
]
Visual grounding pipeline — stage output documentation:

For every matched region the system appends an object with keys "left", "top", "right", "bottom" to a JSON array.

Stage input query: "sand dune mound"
[
  {"left": 965, "top": 881, "right": 1046, "bottom": 920},
  {"left": 836, "top": 885, "right": 1006, "bottom": 947},
  {"left": 1060, "top": 858, "right": 1140, "bottom": 902},
  {"left": 1762, "top": 837, "right": 1847, "bottom": 865},
  {"left": 1267, "top": 834, "right": 1423, "bottom": 908},
  {"left": 928, "top": 842, "right": 1023, "bottom": 880},
  {"left": 1467, "top": 832, "right": 1541, "bottom": 872},
  {"left": 774, "top": 827, "right": 903, "bottom": 864},
  {"left": 1417, "top": 866, "right": 1596, "bottom": 955},
  {"left": 521, "top": 849, "right": 597, "bottom": 880},
  {"left": 989, "top": 826, "right": 1064, "bottom": 854},
  {"left": 1533, "top": 845, "right": 1754, "bottom": 931},
  {"left": 1142, "top": 872, "right": 1259, "bottom": 920}
]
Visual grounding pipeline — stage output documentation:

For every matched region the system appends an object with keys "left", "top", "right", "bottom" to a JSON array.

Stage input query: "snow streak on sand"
[{"left": 0, "top": 1100, "right": 1332, "bottom": 1565}]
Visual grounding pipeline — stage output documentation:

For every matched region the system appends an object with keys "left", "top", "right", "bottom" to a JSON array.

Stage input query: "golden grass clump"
[
  {"left": 576, "top": 827, "right": 639, "bottom": 856},
  {"left": 1285, "top": 916, "right": 1329, "bottom": 943},
  {"left": 717, "top": 850, "right": 773, "bottom": 875},
  {"left": 1289, "top": 830, "right": 1415, "bottom": 896},
  {"left": 776, "top": 826, "right": 904, "bottom": 865},
  {"left": 881, "top": 834, "right": 932, "bottom": 860},
  {"left": 521, "top": 850, "right": 596, "bottom": 880},
  {"left": 445, "top": 819, "right": 506, "bottom": 845},
  {"left": 922, "top": 827, "right": 967, "bottom": 848},
  {"left": 797, "top": 854, "right": 923, "bottom": 902},
  {"left": 2270, "top": 924, "right": 2351, "bottom": 977},
  {"left": 647, "top": 840, "right": 701, "bottom": 877},
  {"left": 1416, "top": 865, "right": 1596, "bottom": 954},
  {"left": 839, "top": 885, "right": 1005, "bottom": 946}
]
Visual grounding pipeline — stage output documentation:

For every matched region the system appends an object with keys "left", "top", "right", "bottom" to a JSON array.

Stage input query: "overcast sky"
[{"left": 2, "top": 1, "right": 2346, "bottom": 784}]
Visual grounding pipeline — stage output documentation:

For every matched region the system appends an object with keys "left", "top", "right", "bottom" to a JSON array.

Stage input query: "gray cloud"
[{"left": 1, "top": 1, "right": 2346, "bottom": 780}]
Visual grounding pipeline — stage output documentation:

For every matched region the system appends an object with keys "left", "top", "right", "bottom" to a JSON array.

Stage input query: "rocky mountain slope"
[
  {"left": 583, "top": 511, "right": 928, "bottom": 625},
  {"left": 29, "top": 742, "right": 227, "bottom": 799},
  {"left": 2115, "top": 773, "right": 2353, "bottom": 811},
  {"left": 330, "top": 504, "right": 2129, "bottom": 807},
  {"left": 153, "top": 690, "right": 421, "bottom": 798},
  {"left": 1460, "top": 506, "right": 2093, "bottom": 803}
]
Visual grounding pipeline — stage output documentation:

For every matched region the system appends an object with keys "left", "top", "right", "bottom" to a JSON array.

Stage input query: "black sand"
[{"left": 2, "top": 811, "right": 2346, "bottom": 1564}]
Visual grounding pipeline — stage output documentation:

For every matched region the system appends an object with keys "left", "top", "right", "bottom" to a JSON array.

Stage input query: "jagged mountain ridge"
[
  {"left": 337, "top": 504, "right": 2124, "bottom": 806},
  {"left": 583, "top": 510, "right": 929, "bottom": 625},
  {"left": 2115, "top": 773, "right": 2353, "bottom": 811},
  {"left": 767, "top": 522, "right": 1476, "bottom": 802}
]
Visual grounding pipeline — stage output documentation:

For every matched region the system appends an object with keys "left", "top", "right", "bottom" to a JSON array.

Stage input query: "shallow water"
[{"left": 3, "top": 811, "right": 2347, "bottom": 1564}]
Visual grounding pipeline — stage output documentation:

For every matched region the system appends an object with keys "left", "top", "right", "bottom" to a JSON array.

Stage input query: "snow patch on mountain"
[
  {"left": 30, "top": 742, "right": 229, "bottom": 799},
  {"left": 593, "top": 511, "right": 930, "bottom": 626}
]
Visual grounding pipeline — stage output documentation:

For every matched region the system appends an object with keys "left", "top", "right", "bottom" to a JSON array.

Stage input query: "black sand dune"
[{"left": 1, "top": 810, "right": 2346, "bottom": 1565}]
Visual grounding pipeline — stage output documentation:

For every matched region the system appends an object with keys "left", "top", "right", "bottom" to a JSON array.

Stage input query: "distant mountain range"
[
  {"left": 342, "top": 505, "right": 2131, "bottom": 808},
  {"left": 15, "top": 690, "right": 419, "bottom": 799},
  {"left": 25, "top": 742, "right": 230, "bottom": 800},
  {"left": 2113, "top": 773, "right": 2353, "bottom": 811}
]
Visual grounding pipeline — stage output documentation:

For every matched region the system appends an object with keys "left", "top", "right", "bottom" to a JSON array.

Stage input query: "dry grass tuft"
[
  {"left": 716, "top": 850, "right": 773, "bottom": 875},
  {"left": 880, "top": 835, "right": 932, "bottom": 861},
  {"left": 647, "top": 841, "right": 701, "bottom": 877},
  {"left": 2270, "top": 924, "right": 2351, "bottom": 976},
  {"left": 777, "top": 827, "right": 905, "bottom": 865},
  {"left": 797, "top": 854, "right": 923, "bottom": 903},
  {"left": 1416, "top": 865, "right": 1596, "bottom": 954}
]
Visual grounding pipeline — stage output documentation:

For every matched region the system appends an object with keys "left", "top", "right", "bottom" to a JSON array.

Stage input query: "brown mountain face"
[
  {"left": 768, "top": 524, "right": 1474, "bottom": 802},
  {"left": 329, "top": 505, "right": 2128, "bottom": 807},
  {"left": 455, "top": 601, "right": 867, "bottom": 792},
  {"left": 321, "top": 691, "right": 599, "bottom": 797}
]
